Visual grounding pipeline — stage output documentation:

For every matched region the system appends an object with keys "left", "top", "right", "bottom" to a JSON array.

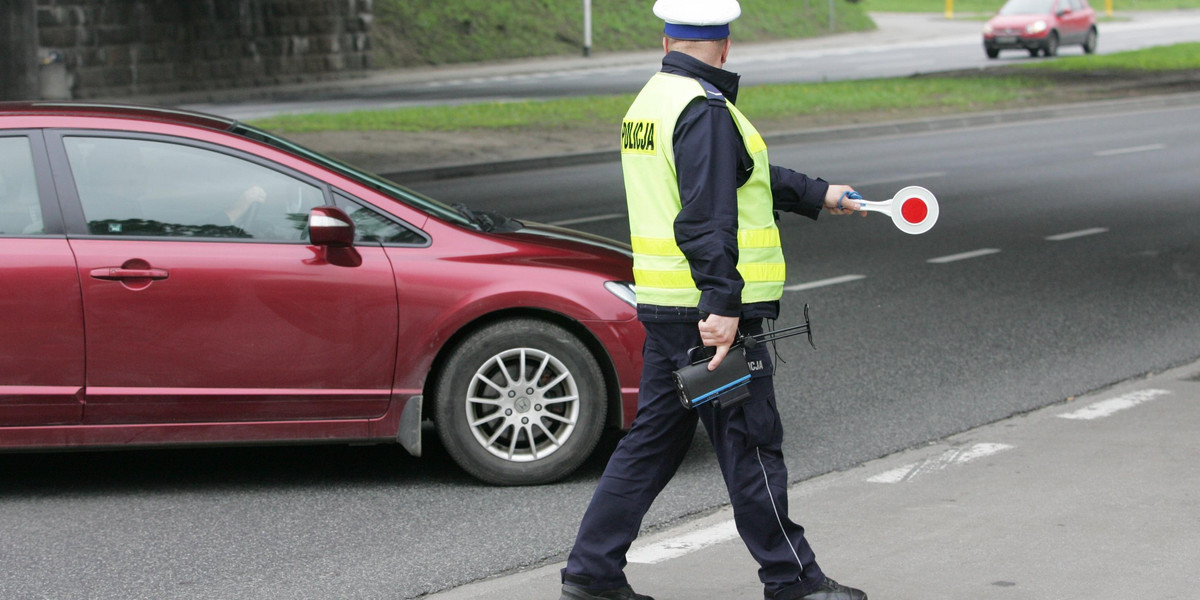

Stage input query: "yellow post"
[
  {"left": 1105, "top": 0, "right": 1113, "bottom": 16},
  {"left": 945, "top": 0, "right": 955, "bottom": 19}
]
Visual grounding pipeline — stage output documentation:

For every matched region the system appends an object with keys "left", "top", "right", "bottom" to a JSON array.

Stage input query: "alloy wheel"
[{"left": 463, "top": 347, "right": 580, "bottom": 462}]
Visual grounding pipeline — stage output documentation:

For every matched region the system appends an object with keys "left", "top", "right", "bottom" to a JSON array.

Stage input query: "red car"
[
  {"left": 0, "top": 102, "right": 643, "bottom": 486},
  {"left": 983, "top": 0, "right": 1098, "bottom": 58}
]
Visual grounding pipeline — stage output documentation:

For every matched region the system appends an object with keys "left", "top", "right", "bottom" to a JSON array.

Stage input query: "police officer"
[{"left": 559, "top": 1, "right": 869, "bottom": 600}]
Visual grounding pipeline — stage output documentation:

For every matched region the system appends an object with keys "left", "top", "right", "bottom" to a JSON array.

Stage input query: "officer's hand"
[
  {"left": 824, "top": 185, "right": 867, "bottom": 216},
  {"left": 699, "top": 314, "right": 740, "bottom": 371}
]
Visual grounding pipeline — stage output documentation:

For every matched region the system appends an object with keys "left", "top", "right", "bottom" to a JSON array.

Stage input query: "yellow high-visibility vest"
[{"left": 621, "top": 72, "right": 784, "bottom": 307}]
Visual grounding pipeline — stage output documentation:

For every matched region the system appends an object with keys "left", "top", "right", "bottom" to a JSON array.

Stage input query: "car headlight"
[
  {"left": 604, "top": 281, "right": 637, "bottom": 307},
  {"left": 982, "top": 23, "right": 994, "bottom": 34},
  {"left": 1026, "top": 20, "right": 1048, "bottom": 34}
]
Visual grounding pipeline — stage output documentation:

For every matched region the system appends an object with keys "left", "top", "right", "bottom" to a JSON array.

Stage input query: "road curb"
[{"left": 382, "top": 90, "right": 1200, "bottom": 184}]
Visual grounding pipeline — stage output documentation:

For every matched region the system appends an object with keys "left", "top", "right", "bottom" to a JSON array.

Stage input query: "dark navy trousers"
[{"left": 562, "top": 320, "right": 825, "bottom": 599}]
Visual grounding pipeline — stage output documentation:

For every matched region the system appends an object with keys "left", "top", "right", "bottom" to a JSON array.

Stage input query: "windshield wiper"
[{"left": 452, "top": 203, "right": 522, "bottom": 233}]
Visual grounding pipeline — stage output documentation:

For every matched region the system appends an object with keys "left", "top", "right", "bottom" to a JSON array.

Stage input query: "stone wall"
[
  {"left": 36, "top": 0, "right": 373, "bottom": 100},
  {"left": 2, "top": 1, "right": 40, "bottom": 101}
]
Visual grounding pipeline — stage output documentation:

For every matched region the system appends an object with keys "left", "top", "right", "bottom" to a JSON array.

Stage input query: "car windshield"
[
  {"left": 230, "top": 123, "right": 474, "bottom": 228},
  {"left": 999, "top": 0, "right": 1055, "bottom": 14}
]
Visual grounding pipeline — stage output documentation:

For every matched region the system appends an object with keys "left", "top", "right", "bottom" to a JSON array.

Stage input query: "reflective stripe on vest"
[{"left": 621, "top": 72, "right": 785, "bottom": 307}]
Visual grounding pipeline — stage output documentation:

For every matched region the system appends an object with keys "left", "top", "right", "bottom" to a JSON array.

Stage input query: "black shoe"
[
  {"left": 798, "top": 578, "right": 867, "bottom": 600},
  {"left": 559, "top": 583, "right": 654, "bottom": 600}
]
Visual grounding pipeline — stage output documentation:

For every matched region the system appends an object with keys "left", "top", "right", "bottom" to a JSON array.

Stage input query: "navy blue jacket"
[{"left": 636, "top": 51, "right": 829, "bottom": 324}]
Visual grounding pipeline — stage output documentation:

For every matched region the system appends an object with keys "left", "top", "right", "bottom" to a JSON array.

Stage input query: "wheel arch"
[{"left": 422, "top": 307, "right": 625, "bottom": 430}]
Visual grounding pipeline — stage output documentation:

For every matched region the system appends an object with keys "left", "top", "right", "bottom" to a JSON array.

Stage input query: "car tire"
[
  {"left": 986, "top": 47, "right": 1000, "bottom": 59},
  {"left": 1083, "top": 27, "right": 1098, "bottom": 54},
  {"left": 434, "top": 318, "right": 607, "bottom": 486},
  {"left": 1043, "top": 32, "right": 1059, "bottom": 57}
]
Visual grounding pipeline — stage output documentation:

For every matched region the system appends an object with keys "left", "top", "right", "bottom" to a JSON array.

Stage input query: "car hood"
[
  {"left": 504, "top": 221, "right": 633, "bottom": 260},
  {"left": 483, "top": 221, "right": 634, "bottom": 282}
]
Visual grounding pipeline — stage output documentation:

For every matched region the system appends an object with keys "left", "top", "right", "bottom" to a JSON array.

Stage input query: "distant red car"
[
  {"left": 0, "top": 102, "right": 643, "bottom": 486},
  {"left": 983, "top": 0, "right": 1098, "bottom": 58}
]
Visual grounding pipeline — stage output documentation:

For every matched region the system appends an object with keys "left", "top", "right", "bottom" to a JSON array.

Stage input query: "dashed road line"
[
  {"left": 626, "top": 520, "right": 739, "bottom": 565},
  {"left": 1057, "top": 389, "right": 1172, "bottom": 421},
  {"left": 853, "top": 59, "right": 935, "bottom": 71},
  {"left": 549, "top": 213, "right": 624, "bottom": 226},
  {"left": 867, "top": 443, "right": 1013, "bottom": 484},
  {"left": 927, "top": 248, "right": 1000, "bottom": 264},
  {"left": 784, "top": 274, "right": 867, "bottom": 292},
  {"left": 1094, "top": 144, "right": 1165, "bottom": 157},
  {"left": 1046, "top": 227, "right": 1109, "bottom": 241},
  {"left": 854, "top": 171, "right": 946, "bottom": 187}
]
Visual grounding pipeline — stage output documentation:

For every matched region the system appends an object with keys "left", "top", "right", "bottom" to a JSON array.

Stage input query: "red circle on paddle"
[{"left": 901, "top": 197, "right": 928, "bottom": 224}]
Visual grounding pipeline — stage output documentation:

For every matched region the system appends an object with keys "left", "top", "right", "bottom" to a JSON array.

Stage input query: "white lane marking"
[
  {"left": 626, "top": 519, "right": 739, "bottom": 564},
  {"left": 784, "top": 274, "right": 867, "bottom": 292},
  {"left": 549, "top": 213, "right": 624, "bottom": 226},
  {"left": 1057, "top": 389, "right": 1171, "bottom": 421},
  {"left": 853, "top": 60, "right": 935, "bottom": 71},
  {"left": 1046, "top": 227, "right": 1109, "bottom": 241},
  {"left": 854, "top": 171, "right": 946, "bottom": 187},
  {"left": 867, "top": 443, "right": 1013, "bottom": 484},
  {"left": 1094, "top": 144, "right": 1166, "bottom": 157},
  {"left": 927, "top": 248, "right": 1001, "bottom": 264}
]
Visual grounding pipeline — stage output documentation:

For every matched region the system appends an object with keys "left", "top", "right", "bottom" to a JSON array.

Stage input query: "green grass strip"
[
  {"left": 737, "top": 77, "right": 1045, "bottom": 118},
  {"left": 250, "top": 77, "right": 1044, "bottom": 134},
  {"left": 251, "top": 95, "right": 635, "bottom": 133},
  {"left": 248, "top": 43, "right": 1197, "bottom": 135},
  {"left": 1019, "top": 41, "right": 1200, "bottom": 71},
  {"left": 861, "top": 0, "right": 1200, "bottom": 13}
]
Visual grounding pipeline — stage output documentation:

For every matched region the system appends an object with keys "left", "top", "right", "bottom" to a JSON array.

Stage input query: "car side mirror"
[{"left": 308, "top": 206, "right": 362, "bottom": 267}]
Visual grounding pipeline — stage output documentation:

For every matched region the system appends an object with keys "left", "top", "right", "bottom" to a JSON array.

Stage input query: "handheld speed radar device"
[
  {"left": 673, "top": 305, "right": 816, "bottom": 410},
  {"left": 673, "top": 345, "right": 753, "bottom": 410}
]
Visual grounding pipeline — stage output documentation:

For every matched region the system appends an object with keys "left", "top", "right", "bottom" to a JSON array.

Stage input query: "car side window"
[
  {"left": 0, "top": 137, "right": 45, "bottom": 236},
  {"left": 63, "top": 136, "right": 325, "bottom": 241},
  {"left": 333, "top": 192, "right": 427, "bottom": 246}
]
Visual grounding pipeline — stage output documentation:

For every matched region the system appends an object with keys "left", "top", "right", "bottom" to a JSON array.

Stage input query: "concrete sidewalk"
[{"left": 424, "top": 359, "right": 1200, "bottom": 600}]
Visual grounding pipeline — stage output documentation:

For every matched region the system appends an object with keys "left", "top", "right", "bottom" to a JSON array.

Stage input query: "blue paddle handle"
[{"left": 838, "top": 190, "right": 863, "bottom": 210}]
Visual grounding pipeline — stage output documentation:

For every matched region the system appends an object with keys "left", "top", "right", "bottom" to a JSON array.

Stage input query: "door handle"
[{"left": 89, "top": 267, "right": 170, "bottom": 281}]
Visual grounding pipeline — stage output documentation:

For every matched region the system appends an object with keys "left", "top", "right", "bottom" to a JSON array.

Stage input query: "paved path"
[{"left": 425, "top": 359, "right": 1200, "bottom": 599}]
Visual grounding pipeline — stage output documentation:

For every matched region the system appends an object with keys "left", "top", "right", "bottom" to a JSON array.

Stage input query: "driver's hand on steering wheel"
[
  {"left": 238, "top": 185, "right": 267, "bottom": 210},
  {"left": 227, "top": 185, "right": 267, "bottom": 228}
]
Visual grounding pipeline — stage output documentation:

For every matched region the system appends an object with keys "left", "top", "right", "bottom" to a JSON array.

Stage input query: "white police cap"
[{"left": 653, "top": 0, "right": 742, "bottom": 40}]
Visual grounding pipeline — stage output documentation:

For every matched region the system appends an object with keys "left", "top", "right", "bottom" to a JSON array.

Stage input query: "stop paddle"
[{"left": 844, "top": 186, "right": 939, "bottom": 235}]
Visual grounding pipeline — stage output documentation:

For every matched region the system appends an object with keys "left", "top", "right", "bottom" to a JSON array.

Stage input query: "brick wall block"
[{"left": 36, "top": 0, "right": 373, "bottom": 99}]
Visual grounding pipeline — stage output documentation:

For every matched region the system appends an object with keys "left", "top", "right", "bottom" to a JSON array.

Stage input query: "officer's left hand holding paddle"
[{"left": 825, "top": 184, "right": 867, "bottom": 216}]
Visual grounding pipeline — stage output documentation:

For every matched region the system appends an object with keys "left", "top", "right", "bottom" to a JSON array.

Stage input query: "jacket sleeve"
[
  {"left": 770, "top": 165, "right": 827, "bottom": 221},
  {"left": 672, "top": 96, "right": 744, "bottom": 317}
]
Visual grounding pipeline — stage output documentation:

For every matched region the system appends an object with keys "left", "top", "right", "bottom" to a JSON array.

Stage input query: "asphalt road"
[
  {"left": 413, "top": 100, "right": 1200, "bottom": 483},
  {"left": 2, "top": 100, "right": 1197, "bottom": 600}
]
